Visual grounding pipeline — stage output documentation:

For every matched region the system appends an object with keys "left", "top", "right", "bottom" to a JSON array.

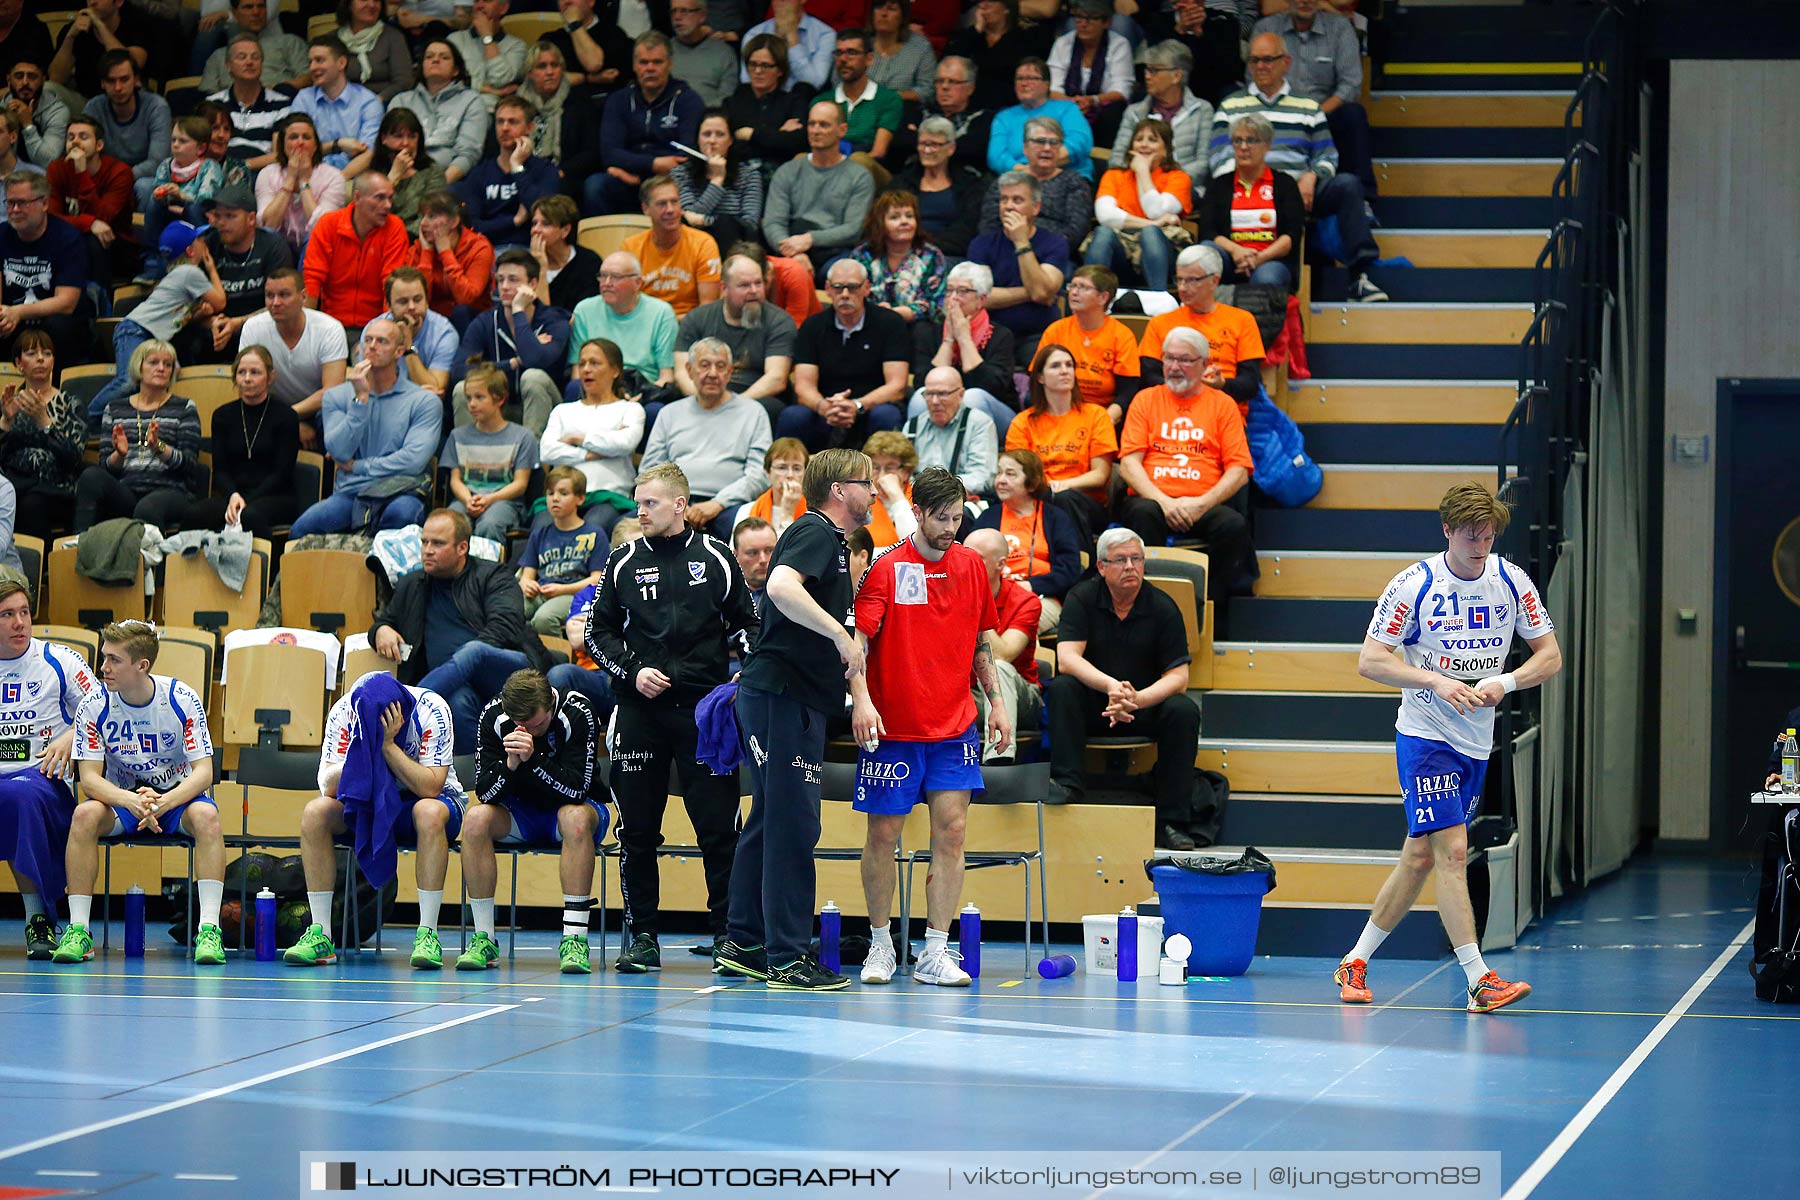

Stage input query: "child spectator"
[
  {"left": 139, "top": 117, "right": 226, "bottom": 282},
  {"left": 87, "top": 223, "right": 227, "bottom": 422},
  {"left": 518, "top": 466, "right": 608, "bottom": 635},
  {"left": 443, "top": 363, "right": 538, "bottom": 542}
]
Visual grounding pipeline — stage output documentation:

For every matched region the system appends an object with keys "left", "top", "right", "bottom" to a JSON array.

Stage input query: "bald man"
[{"left": 965, "top": 527, "right": 1044, "bottom": 763}]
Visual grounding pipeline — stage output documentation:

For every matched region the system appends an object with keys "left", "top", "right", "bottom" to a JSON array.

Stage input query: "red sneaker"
[
  {"left": 1334, "top": 957, "right": 1372, "bottom": 1003},
  {"left": 1466, "top": 971, "right": 1532, "bottom": 1013}
]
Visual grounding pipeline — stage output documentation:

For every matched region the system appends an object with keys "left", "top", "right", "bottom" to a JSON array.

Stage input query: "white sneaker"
[
  {"left": 912, "top": 944, "right": 972, "bottom": 987},
  {"left": 861, "top": 934, "right": 897, "bottom": 984}
]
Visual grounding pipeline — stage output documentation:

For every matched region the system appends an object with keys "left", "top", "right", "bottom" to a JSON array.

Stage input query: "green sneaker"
[
  {"left": 456, "top": 930, "right": 500, "bottom": 971},
  {"left": 283, "top": 923, "right": 338, "bottom": 966},
  {"left": 559, "top": 934, "right": 592, "bottom": 975},
  {"left": 613, "top": 932, "right": 661, "bottom": 973},
  {"left": 193, "top": 923, "right": 226, "bottom": 966},
  {"left": 410, "top": 926, "right": 443, "bottom": 969},
  {"left": 49, "top": 923, "right": 93, "bottom": 964}
]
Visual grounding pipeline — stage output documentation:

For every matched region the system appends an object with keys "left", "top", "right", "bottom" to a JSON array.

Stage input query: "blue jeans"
[
  {"left": 449, "top": 497, "right": 524, "bottom": 543},
  {"left": 547, "top": 662, "right": 616, "bottom": 722},
  {"left": 1316, "top": 173, "right": 1379, "bottom": 271},
  {"left": 773, "top": 401, "right": 903, "bottom": 452},
  {"left": 419, "top": 641, "right": 532, "bottom": 752},
  {"left": 903, "top": 386, "right": 1016, "bottom": 435},
  {"left": 287, "top": 491, "right": 427, "bottom": 538},
  {"left": 1221, "top": 256, "right": 1294, "bottom": 292},
  {"left": 89, "top": 318, "right": 151, "bottom": 422},
  {"left": 1085, "top": 224, "right": 1175, "bottom": 291}
]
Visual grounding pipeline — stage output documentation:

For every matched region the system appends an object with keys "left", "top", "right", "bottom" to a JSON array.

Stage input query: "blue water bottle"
[
  {"left": 1116, "top": 906, "right": 1138, "bottom": 982},
  {"left": 819, "top": 900, "right": 841, "bottom": 973},
  {"left": 255, "top": 887, "right": 278, "bottom": 961},
  {"left": 959, "top": 902, "right": 981, "bottom": 979},
  {"left": 1037, "top": 954, "right": 1077, "bottom": 978},
  {"left": 124, "top": 884, "right": 145, "bottom": 958}
]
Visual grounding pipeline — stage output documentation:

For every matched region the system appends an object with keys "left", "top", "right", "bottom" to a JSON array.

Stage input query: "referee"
[
  {"left": 586, "top": 464, "right": 760, "bottom": 973},
  {"left": 717, "top": 448, "right": 872, "bottom": 991}
]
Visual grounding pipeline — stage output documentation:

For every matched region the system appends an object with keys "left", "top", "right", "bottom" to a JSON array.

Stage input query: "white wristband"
[{"left": 1476, "top": 672, "right": 1518, "bottom": 696}]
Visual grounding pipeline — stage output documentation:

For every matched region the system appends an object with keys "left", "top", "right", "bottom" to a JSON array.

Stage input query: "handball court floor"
[{"left": 0, "top": 856, "right": 1792, "bottom": 1199}]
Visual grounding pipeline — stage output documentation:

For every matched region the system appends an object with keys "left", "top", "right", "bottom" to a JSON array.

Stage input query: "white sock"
[
  {"left": 562, "top": 895, "right": 589, "bottom": 938},
  {"left": 68, "top": 895, "right": 92, "bottom": 927},
  {"left": 924, "top": 926, "right": 948, "bottom": 956},
  {"left": 307, "top": 890, "right": 335, "bottom": 940},
  {"left": 1454, "top": 942, "right": 1489, "bottom": 986},
  {"left": 868, "top": 919, "right": 890, "bottom": 941},
  {"left": 417, "top": 889, "right": 443, "bottom": 933},
  {"left": 1347, "top": 919, "right": 1391, "bottom": 964},
  {"left": 21, "top": 891, "right": 46, "bottom": 921},
  {"left": 197, "top": 880, "right": 223, "bottom": 928},
  {"left": 471, "top": 896, "right": 496, "bottom": 937}
]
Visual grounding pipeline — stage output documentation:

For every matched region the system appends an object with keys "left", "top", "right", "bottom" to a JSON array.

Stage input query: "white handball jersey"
[
  {"left": 0, "top": 640, "right": 100, "bottom": 777},
  {"left": 72, "top": 677, "right": 214, "bottom": 792},
  {"left": 1367, "top": 553, "right": 1554, "bottom": 758},
  {"left": 320, "top": 683, "right": 463, "bottom": 798}
]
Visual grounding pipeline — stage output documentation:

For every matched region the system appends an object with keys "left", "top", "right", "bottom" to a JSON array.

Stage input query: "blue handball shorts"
[
  {"left": 112, "top": 794, "right": 216, "bottom": 838},
  {"left": 853, "top": 723, "right": 986, "bottom": 815},
  {"left": 494, "top": 796, "right": 610, "bottom": 847},
  {"left": 1396, "top": 733, "right": 1489, "bottom": 838}
]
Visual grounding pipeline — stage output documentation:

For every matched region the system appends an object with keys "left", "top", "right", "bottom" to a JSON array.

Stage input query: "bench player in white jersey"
[
  {"left": 285, "top": 672, "right": 466, "bottom": 968},
  {"left": 54, "top": 622, "right": 226, "bottom": 966},
  {"left": 0, "top": 581, "right": 100, "bottom": 959},
  {"left": 1339, "top": 484, "right": 1561, "bottom": 1013}
]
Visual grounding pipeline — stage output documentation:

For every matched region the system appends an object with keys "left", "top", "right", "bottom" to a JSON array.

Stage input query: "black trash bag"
[{"left": 1144, "top": 846, "right": 1278, "bottom": 894}]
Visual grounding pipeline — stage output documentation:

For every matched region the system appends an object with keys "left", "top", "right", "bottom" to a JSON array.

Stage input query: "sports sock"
[
  {"left": 1347, "top": 919, "right": 1391, "bottom": 965},
  {"left": 471, "top": 897, "right": 496, "bottom": 937},
  {"left": 562, "top": 895, "right": 588, "bottom": 938},
  {"left": 68, "top": 895, "right": 92, "bottom": 928},
  {"left": 307, "top": 890, "right": 335, "bottom": 940},
  {"left": 867, "top": 919, "right": 890, "bottom": 941},
  {"left": 197, "top": 880, "right": 223, "bottom": 927},
  {"left": 21, "top": 891, "right": 46, "bottom": 921},
  {"left": 924, "top": 926, "right": 948, "bottom": 956},
  {"left": 1454, "top": 942, "right": 1489, "bottom": 986},
  {"left": 417, "top": 889, "right": 443, "bottom": 933}
]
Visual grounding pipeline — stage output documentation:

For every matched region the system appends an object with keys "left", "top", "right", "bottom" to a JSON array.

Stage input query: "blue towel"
[
  {"left": 694, "top": 681, "right": 742, "bottom": 774},
  {"left": 336, "top": 674, "right": 415, "bottom": 889}
]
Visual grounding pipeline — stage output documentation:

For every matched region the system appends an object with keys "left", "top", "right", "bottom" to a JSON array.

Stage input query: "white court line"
[
  {"left": 35, "top": 1169, "right": 99, "bottom": 1177},
  {"left": 1084, "top": 1092, "right": 1258, "bottom": 1198},
  {"left": 0, "top": 1003, "right": 516, "bottom": 1163},
  {"left": 1499, "top": 918, "right": 1755, "bottom": 1200},
  {"left": 173, "top": 1174, "right": 239, "bottom": 1181},
  {"left": 0, "top": 990, "right": 499, "bottom": 1007}
]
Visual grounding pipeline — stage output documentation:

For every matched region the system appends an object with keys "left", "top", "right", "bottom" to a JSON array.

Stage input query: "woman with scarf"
[
  {"left": 1047, "top": 0, "right": 1135, "bottom": 147},
  {"left": 851, "top": 190, "right": 947, "bottom": 327},
  {"left": 520, "top": 41, "right": 574, "bottom": 169},
  {"left": 336, "top": 0, "right": 415, "bottom": 103},
  {"left": 905, "top": 261, "right": 1018, "bottom": 434}
]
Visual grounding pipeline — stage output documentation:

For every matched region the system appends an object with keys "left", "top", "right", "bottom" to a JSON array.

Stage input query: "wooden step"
[
  {"left": 1376, "top": 157, "right": 1560, "bottom": 197},
  {"left": 1308, "top": 303, "right": 1535, "bottom": 345},
  {"left": 1286, "top": 379, "right": 1517, "bottom": 425},
  {"left": 1314, "top": 464, "right": 1497, "bottom": 510},
  {"left": 1196, "top": 739, "right": 1401, "bottom": 796},
  {"left": 1211, "top": 642, "right": 1391, "bottom": 693},
  {"left": 1254, "top": 550, "right": 1418, "bottom": 599},
  {"left": 1203, "top": 846, "right": 1434, "bottom": 905},
  {"left": 1368, "top": 90, "right": 1575, "bottom": 128},
  {"left": 1374, "top": 229, "right": 1546, "bottom": 269}
]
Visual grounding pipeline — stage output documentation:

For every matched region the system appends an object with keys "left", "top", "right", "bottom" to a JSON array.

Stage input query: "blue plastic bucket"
[{"left": 1150, "top": 864, "right": 1270, "bottom": 976}]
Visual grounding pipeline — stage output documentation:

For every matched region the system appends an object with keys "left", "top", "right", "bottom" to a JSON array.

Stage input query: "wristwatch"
[{"left": 481, "top": 34, "right": 495, "bottom": 45}]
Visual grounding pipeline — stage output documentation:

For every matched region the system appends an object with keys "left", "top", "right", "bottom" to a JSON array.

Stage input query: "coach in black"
[
  {"left": 717, "top": 447, "right": 873, "bottom": 991},
  {"left": 586, "top": 463, "right": 760, "bottom": 974}
]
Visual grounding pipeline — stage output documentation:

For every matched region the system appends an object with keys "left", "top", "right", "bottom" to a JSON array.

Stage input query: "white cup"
[{"left": 1159, "top": 956, "right": 1186, "bottom": 985}]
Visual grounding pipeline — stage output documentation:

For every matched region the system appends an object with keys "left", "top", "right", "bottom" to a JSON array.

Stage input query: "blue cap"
[{"left": 158, "top": 220, "right": 211, "bottom": 259}]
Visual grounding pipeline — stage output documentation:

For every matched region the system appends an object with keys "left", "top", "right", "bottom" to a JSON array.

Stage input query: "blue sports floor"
[{"left": 0, "top": 856, "right": 1793, "bottom": 1199}]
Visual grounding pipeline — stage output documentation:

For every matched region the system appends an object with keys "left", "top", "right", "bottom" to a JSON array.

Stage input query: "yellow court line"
[
  {"left": 1385, "top": 62, "right": 1584, "bottom": 77},
  {"left": 6, "top": 969, "right": 1796, "bottom": 1021}
]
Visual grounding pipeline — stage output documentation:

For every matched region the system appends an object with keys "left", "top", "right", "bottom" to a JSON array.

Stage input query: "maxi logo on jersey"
[{"left": 1384, "top": 601, "right": 1410, "bottom": 638}]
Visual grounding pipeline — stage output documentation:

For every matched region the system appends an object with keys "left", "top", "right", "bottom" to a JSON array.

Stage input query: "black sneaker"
[
  {"left": 766, "top": 954, "right": 851, "bottom": 991},
  {"left": 714, "top": 938, "right": 769, "bottom": 979},
  {"left": 1159, "top": 824, "right": 1198, "bottom": 852},
  {"left": 689, "top": 933, "right": 726, "bottom": 957},
  {"left": 25, "top": 913, "right": 59, "bottom": 961},
  {"left": 613, "top": 932, "right": 661, "bottom": 973}
]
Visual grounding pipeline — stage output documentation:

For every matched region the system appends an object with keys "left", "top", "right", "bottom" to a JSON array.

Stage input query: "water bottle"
[
  {"left": 255, "top": 887, "right": 278, "bottom": 961},
  {"left": 959, "top": 903, "right": 981, "bottom": 979},
  {"left": 1784, "top": 730, "right": 1798, "bottom": 796},
  {"left": 819, "top": 901, "right": 841, "bottom": 973},
  {"left": 1037, "top": 953, "right": 1077, "bottom": 978},
  {"left": 124, "top": 885, "right": 145, "bottom": 958},
  {"left": 1116, "top": 906, "right": 1138, "bottom": 982}
]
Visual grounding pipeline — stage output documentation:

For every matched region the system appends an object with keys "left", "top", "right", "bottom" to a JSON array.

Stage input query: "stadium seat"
[
  {"left": 272, "top": 451, "right": 329, "bottom": 541},
  {"left": 38, "top": 624, "right": 100, "bottom": 667},
  {"left": 162, "top": 536, "right": 272, "bottom": 640},
  {"left": 56, "top": 365, "right": 115, "bottom": 424},
  {"left": 155, "top": 626, "right": 217, "bottom": 712},
  {"left": 162, "top": 76, "right": 204, "bottom": 115},
  {"left": 221, "top": 642, "right": 327, "bottom": 750},
  {"left": 340, "top": 645, "right": 394, "bottom": 696},
  {"left": 14, "top": 533, "right": 43, "bottom": 607},
  {"left": 48, "top": 536, "right": 147, "bottom": 629},
  {"left": 174, "top": 365, "right": 238, "bottom": 442},
  {"left": 902, "top": 761, "right": 1052, "bottom": 975},
  {"left": 1144, "top": 549, "right": 1213, "bottom": 688},
  {"left": 278, "top": 548, "right": 376, "bottom": 637},
  {"left": 501, "top": 13, "right": 563, "bottom": 43},
  {"left": 577, "top": 215, "right": 650, "bottom": 260}
]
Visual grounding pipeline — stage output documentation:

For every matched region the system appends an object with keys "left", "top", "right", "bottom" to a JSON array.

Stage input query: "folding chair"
[
  {"left": 48, "top": 537, "right": 147, "bottom": 629},
  {"left": 99, "top": 826, "right": 196, "bottom": 953},
  {"left": 14, "top": 533, "right": 43, "bottom": 605},
  {"left": 457, "top": 755, "right": 615, "bottom": 962},
  {"left": 154, "top": 627, "right": 216, "bottom": 711},
  {"left": 901, "top": 761, "right": 1052, "bottom": 976},
  {"left": 226, "top": 747, "right": 318, "bottom": 950},
  {"left": 577, "top": 215, "right": 649, "bottom": 259},
  {"left": 162, "top": 538, "right": 272, "bottom": 641},
  {"left": 221, "top": 643, "right": 327, "bottom": 751},
  {"left": 278, "top": 548, "right": 376, "bottom": 637},
  {"left": 37, "top": 624, "right": 101, "bottom": 667}
]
